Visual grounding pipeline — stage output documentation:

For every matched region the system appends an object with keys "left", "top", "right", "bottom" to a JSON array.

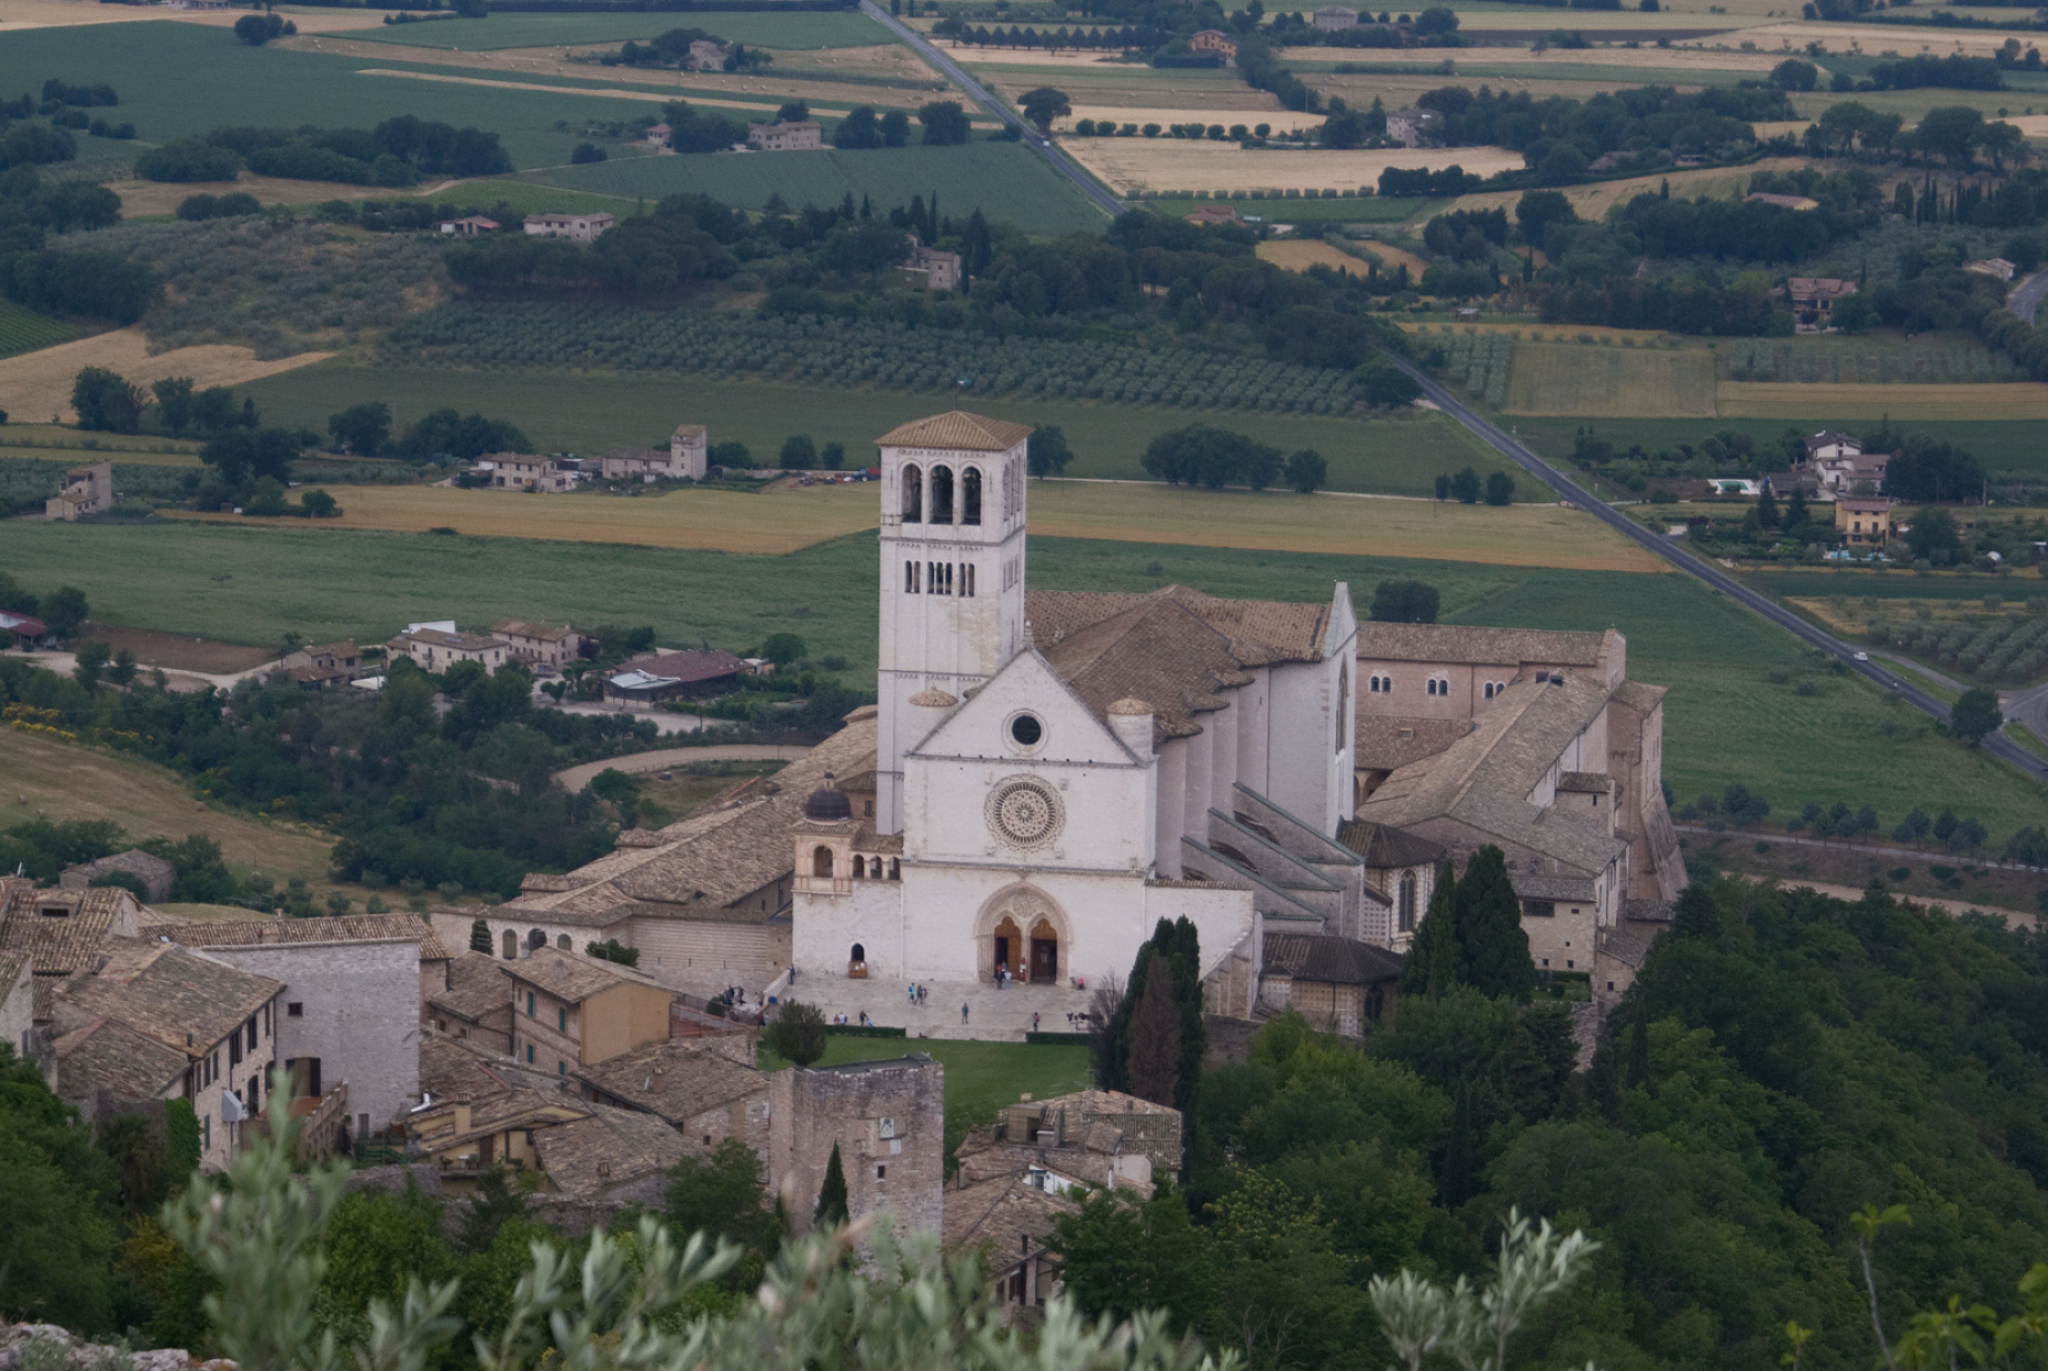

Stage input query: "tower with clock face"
[{"left": 872, "top": 413, "right": 1032, "bottom": 838}]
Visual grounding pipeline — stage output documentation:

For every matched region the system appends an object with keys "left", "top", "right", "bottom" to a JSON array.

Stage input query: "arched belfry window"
[
  {"left": 962, "top": 467, "right": 982, "bottom": 525},
  {"left": 902, "top": 465, "right": 923, "bottom": 523},
  {"left": 930, "top": 465, "right": 954, "bottom": 524},
  {"left": 813, "top": 846, "right": 834, "bottom": 878}
]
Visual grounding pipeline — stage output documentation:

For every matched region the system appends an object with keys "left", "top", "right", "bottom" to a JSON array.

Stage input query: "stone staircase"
[{"left": 776, "top": 973, "right": 1099, "bottom": 1043}]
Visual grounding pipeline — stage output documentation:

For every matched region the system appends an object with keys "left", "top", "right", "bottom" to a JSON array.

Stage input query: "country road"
[
  {"left": 2009, "top": 268, "right": 2048, "bottom": 325},
  {"left": 1393, "top": 358, "right": 2048, "bottom": 789},
  {"left": 555, "top": 744, "right": 807, "bottom": 793},
  {"left": 859, "top": 0, "right": 1127, "bottom": 219}
]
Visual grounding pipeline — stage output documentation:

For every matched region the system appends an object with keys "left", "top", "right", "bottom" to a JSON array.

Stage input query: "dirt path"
[
  {"left": 1755, "top": 876, "right": 2038, "bottom": 929},
  {"left": 555, "top": 744, "right": 807, "bottom": 792}
]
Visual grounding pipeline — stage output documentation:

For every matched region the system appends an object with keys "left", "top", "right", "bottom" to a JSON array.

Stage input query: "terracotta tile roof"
[
  {"left": 1336, "top": 819, "right": 1446, "bottom": 868},
  {"left": 613, "top": 649, "right": 748, "bottom": 685},
  {"left": 411, "top": 1086, "right": 589, "bottom": 1152},
  {"left": 876, "top": 411, "right": 1034, "bottom": 452},
  {"left": 1358, "top": 622, "right": 1610, "bottom": 668},
  {"left": 1354, "top": 716, "right": 1472, "bottom": 772},
  {"left": 531, "top": 1103, "right": 689, "bottom": 1200},
  {"left": 507, "top": 945, "right": 669, "bottom": 1004},
  {"left": 52, "top": 1015, "right": 191, "bottom": 1099},
  {"left": 1607, "top": 680, "right": 1666, "bottom": 713},
  {"left": 943, "top": 1173, "right": 1079, "bottom": 1264},
  {"left": 420, "top": 1034, "right": 517, "bottom": 1100},
  {"left": 0, "top": 887, "right": 137, "bottom": 982},
  {"left": 60, "top": 943, "right": 281, "bottom": 1057},
  {"left": 1355, "top": 676, "right": 1627, "bottom": 876},
  {"left": 575, "top": 1036, "right": 766, "bottom": 1125},
  {"left": 1029, "top": 585, "right": 1331, "bottom": 664},
  {"left": 162, "top": 913, "right": 452, "bottom": 961},
  {"left": 1262, "top": 932, "right": 1404, "bottom": 985},
  {"left": 501, "top": 714, "right": 876, "bottom": 921},
  {"left": 493, "top": 620, "right": 580, "bottom": 643},
  {"left": 430, "top": 952, "right": 515, "bottom": 1022}
]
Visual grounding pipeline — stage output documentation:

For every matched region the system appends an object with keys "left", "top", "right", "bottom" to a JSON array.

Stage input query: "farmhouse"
[
  {"left": 276, "top": 639, "right": 370, "bottom": 691},
  {"left": 1189, "top": 28, "right": 1237, "bottom": 63},
  {"left": 0, "top": 609, "right": 47, "bottom": 647},
  {"left": 480, "top": 453, "right": 579, "bottom": 492},
  {"left": 1836, "top": 495, "right": 1894, "bottom": 546},
  {"left": 1781, "top": 276, "right": 1856, "bottom": 330},
  {"left": 524, "top": 212, "right": 615, "bottom": 244},
  {"left": 493, "top": 620, "right": 591, "bottom": 670},
  {"left": 645, "top": 122, "right": 673, "bottom": 151},
  {"left": 1385, "top": 107, "right": 1443, "bottom": 146},
  {"left": 58, "top": 849, "right": 175, "bottom": 904},
  {"left": 1813, "top": 449, "right": 1889, "bottom": 494},
  {"left": 1312, "top": 4, "right": 1359, "bottom": 28},
  {"left": 1801, "top": 430, "right": 1861, "bottom": 463},
  {"left": 1965, "top": 257, "right": 2016, "bottom": 282},
  {"left": 687, "top": 38, "right": 730, "bottom": 71},
  {"left": 45, "top": 461, "right": 112, "bottom": 522},
  {"left": 437, "top": 216, "right": 499, "bottom": 236},
  {"left": 748, "top": 121, "right": 824, "bottom": 152},
  {"left": 603, "top": 648, "right": 750, "bottom": 703},
  {"left": 388, "top": 623, "right": 511, "bottom": 673},
  {"left": 1184, "top": 205, "right": 1239, "bottom": 226},
  {"left": 599, "top": 424, "right": 708, "bottom": 482},
  {"left": 903, "top": 242, "right": 964, "bottom": 292}
]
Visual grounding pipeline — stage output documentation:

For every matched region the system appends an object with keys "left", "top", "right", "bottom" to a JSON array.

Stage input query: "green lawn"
[
  {"left": 4, "top": 521, "right": 2041, "bottom": 841},
  {"left": 1512, "top": 415, "right": 2048, "bottom": 478},
  {"left": 754, "top": 1035, "right": 1092, "bottom": 1165},
  {"left": 235, "top": 364, "right": 1509, "bottom": 498},
  {"left": 536, "top": 142, "right": 1109, "bottom": 235},
  {"left": 334, "top": 10, "right": 892, "bottom": 51}
]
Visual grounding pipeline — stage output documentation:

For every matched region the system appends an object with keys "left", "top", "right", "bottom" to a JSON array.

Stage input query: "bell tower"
[{"left": 874, "top": 412, "right": 1032, "bottom": 836}]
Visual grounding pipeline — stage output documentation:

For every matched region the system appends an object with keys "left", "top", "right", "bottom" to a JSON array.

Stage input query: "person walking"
[
  {"left": 961, "top": 1002, "right": 970, "bottom": 1024},
  {"left": 1032, "top": 1012, "right": 1040, "bottom": 1033}
]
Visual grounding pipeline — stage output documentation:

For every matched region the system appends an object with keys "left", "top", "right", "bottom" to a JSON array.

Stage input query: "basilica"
[{"left": 452, "top": 411, "right": 1685, "bottom": 1029}]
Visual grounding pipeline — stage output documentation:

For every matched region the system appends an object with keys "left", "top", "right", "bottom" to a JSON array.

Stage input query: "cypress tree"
[
  {"left": 1122, "top": 967, "right": 1181, "bottom": 1108},
  {"left": 1400, "top": 858, "right": 1462, "bottom": 999},
  {"left": 1455, "top": 846, "right": 1534, "bottom": 1003},
  {"left": 1164, "top": 917, "right": 1204, "bottom": 1119},
  {"left": 468, "top": 918, "right": 491, "bottom": 955},
  {"left": 1624, "top": 1001, "right": 1652, "bottom": 1093},
  {"left": 814, "top": 1142, "right": 848, "bottom": 1228}
]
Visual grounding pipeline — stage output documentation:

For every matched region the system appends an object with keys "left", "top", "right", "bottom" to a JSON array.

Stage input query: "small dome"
[
  {"left": 1107, "top": 697, "right": 1154, "bottom": 716},
  {"left": 909, "top": 687, "right": 958, "bottom": 707},
  {"left": 803, "top": 774, "right": 853, "bottom": 822}
]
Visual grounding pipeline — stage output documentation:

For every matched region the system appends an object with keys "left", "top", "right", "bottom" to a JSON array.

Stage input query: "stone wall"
[{"left": 768, "top": 1054, "right": 943, "bottom": 1238}]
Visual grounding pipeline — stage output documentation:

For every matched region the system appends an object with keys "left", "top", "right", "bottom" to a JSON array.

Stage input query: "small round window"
[{"left": 1009, "top": 713, "right": 1043, "bottom": 747}]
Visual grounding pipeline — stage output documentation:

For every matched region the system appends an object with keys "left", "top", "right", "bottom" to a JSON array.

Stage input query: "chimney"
[
  {"left": 454, "top": 1102, "right": 471, "bottom": 1135},
  {"left": 1106, "top": 698, "right": 1154, "bottom": 760}
]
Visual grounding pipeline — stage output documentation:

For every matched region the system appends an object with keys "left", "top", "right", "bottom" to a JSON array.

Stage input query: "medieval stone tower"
[{"left": 874, "top": 412, "right": 1032, "bottom": 835}]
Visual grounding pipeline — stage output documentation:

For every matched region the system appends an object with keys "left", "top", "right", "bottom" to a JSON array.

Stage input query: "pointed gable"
[{"left": 911, "top": 649, "right": 1138, "bottom": 766}]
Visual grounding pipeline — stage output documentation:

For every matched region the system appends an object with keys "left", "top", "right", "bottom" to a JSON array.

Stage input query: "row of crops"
[
  {"left": 1879, "top": 614, "right": 2048, "bottom": 681},
  {"left": 0, "top": 300, "right": 79, "bottom": 363},
  {"left": 1725, "top": 338, "right": 2023, "bottom": 385},
  {"left": 378, "top": 304, "right": 1376, "bottom": 415},
  {"left": 1440, "top": 331, "right": 1512, "bottom": 407}
]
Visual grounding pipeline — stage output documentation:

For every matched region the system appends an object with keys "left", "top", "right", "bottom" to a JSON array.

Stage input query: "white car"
[{"left": 1852, "top": 651, "right": 1869, "bottom": 662}]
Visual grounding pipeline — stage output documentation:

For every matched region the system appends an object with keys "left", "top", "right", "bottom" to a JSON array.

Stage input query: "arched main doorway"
[{"left": 974, "top": 885, "right": 1072, "bottom": 985}]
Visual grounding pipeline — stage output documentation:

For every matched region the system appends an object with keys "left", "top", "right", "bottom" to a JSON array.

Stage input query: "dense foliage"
[
  {"left": 0, "top": 653, "right": 662, "bottom": 898},
  {"left": 137, "top": 116, "right": 512, "bottom": 187},
  {"left": 1057, "top": 878, "right": 2048, "bottom": 1371}
]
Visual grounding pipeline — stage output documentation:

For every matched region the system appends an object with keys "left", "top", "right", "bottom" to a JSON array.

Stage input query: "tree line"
[{"left": 136, "top": 115, "right": 512, "bottom": 187}]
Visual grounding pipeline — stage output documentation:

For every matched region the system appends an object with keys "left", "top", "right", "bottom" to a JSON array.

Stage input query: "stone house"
[
  {"left": 1257, "top": 931, "right": 1401, "bottom": 1036},
  {"left": 508, "top": 946, "right": 675, "bottom": 1078},
  {"left": 0, "top": 880, "right": 144, "bottom": 1024},
  {"left": 275, "top": 639, "right": 370, "bottom": 690},
  {"left": 645, "top": 122, "right": 672, "bottom": 151},
  {"left": 604, "top": 648, "right": 750, "bottom": 703},
  {"left": 1836, "top": 495, "right": 1894, "bottom": 547},
  {"left": 1801, "top": 430, "right": 1861, "bottom": 464},
  {"left": 903, "top": 242, "right": 964, "bottom": 292},
  {"left": 1183, "top": 206, "right": 1239, "bottom": 226},
  {"left": 428, "top": 951, "right": 516, "bottom": 1053},
  {"left": 1385, "top": 108, "right": 1443, "bottom": 146},
  {"left": 1189, "top": 28, "right": 1237, "bottom": 64},
  {"left": 1783, "top": 276, "right": 1856, "bottom": 330},
  {"left": 748, "top": 121, "right": 823, "bottom": 152},
  {"left": 58, "top": 849, "right": 176, "bottom": 903},
  {"left": 1312, "top": 5, "right": 1359, "bottom": 28},
  {"left": 45, "top": 462, "right": 112, "bottom": 521},
  {"left": 524, "top": 212, "right": 614, "bottom": 243},
  {"left": 46, "top": 942, "right": 283, "bottom": 1170},
  {"left": 530, "top": 1103, "right": 690, "bottom": 1203},
  {"left": 388, "top": 623, "right": 512, "bottom": 673},
  {"left": 1813, "top": 450, "right": 1889, "bottom": 494},
  {"left": 436, "top": 216, "right": 499, "bottom": 236},
  {"left": 944, "top": 1172, "right": 1079, "bottom": 1325},
  {"left": 408, "top": 1085, "right": 591, "bottom": 1183},
  {"left": 953, "top": 1088, "right": 1181, "bottom": 1195},
  {"left": 481, "top": 453, "right": 579, "bottom": 493},
  {"left": 493, "top": 620, "right": 592, "bottom": 671},
  {"left": 574, "top": 1035, "right": 770, "bottom": 1160},
  {"left": 158, "top": 915, "right": 443, "bottom": 1137},
  {"left": 598, "top": 426, "right": 709, "bottom": 482},
  {"left": 687, "top": 38, "right": 729, "bottom": 70},
  {"left": 769, "top": 1053, "right": 945, "bottom": 1237}
]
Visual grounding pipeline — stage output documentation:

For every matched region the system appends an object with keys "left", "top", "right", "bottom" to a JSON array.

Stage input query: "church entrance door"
[
  {"left": 993, "top": 916, "right": 1021, "bottom": 981},
  {"left": 1029, "top": 919, "right": 1058, "bottom": 984}
]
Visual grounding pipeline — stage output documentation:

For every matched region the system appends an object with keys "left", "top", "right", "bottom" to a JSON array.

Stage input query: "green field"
[
  {"left": 390, "top": 176, "right": 637, "bottom": 216},
  {"left": 1723, "top": 331, "right": 2021, "bottom": 386},
  {"left": 0, "top": 23, "right": 657, "bottom": 168},
  {"left": 1513, "top": 415, "right": 2048, "bottom": 477},
  {"left": 536, "top": 142, "right": 1108, "bottom": 234},
  {"left": 3, "top": 520, "right": 2041, "bottom": 839},
  {"left": 1504, "top": 340, "right": 1719, "bottom": 418},
  {"left": 335, "top": 10, "right": 892, "bottom": 51},
  {"left": 236, "top": 364, "right": 1508, "bottom": 497},
  {"left": 0, "top": 299, "right": 80, "bottom": 362},
  {"left": 760, "top": 1035, "right": 1093, "bottom": 1162}
]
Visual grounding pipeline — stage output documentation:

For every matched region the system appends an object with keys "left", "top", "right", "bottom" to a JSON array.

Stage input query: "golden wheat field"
[
  {"left": 1504, "top": 342, "right": 1719, "bottom": 418},
  {"left": 1257, "top": 240, "right": 1365, "bottom": 274},
  {"left": 1061, "top": 140, "right": 1524, "bottom": 196},
  {"left": 0, "top": 331, "right": 333, "bottom": 425},
  {"left": 1716, "top": 381, "right": 2048, "bottom": 420}
]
